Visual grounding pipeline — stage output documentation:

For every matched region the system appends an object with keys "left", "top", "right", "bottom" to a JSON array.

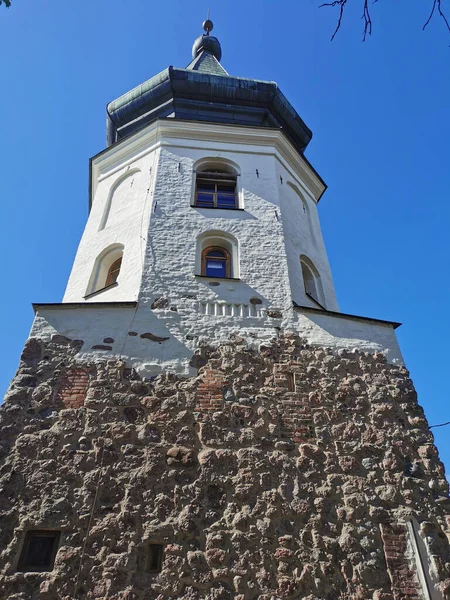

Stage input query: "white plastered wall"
[
  {"left": 141, "top": 140, "right": 292, "bottom": 315},
  {"left": 63, "top": 147, "right": 159, "bottom": 303},
  {"left": 277, "top": 172, "right": 338, "bottom": 311},
  {"left": 64, "top": 121, "right": 337, "bottom": 314},
  {"left": 53, "top": 120, "right": 402, "bottom": 374}
]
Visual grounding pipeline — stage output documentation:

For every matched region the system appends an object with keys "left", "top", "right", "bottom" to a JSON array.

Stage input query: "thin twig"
[
  {"left": 320, "top": 0, "right": 450, "bottom": 40},
  {"left": 319, "top": 0, "right": 348, "bottom": 41},
  {"left": 362, "top": 0, "right": 376, "bottom": 41},
  {"left": 423, "top": 0, "right": 450, "bottom": 31}
]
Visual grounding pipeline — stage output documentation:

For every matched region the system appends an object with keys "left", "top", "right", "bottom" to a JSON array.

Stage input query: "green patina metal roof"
[{"left": 105, "top": 27, "right": 313, "bottom": 154}]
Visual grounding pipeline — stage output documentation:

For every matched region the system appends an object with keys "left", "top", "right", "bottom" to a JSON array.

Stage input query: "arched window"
[
  {"left": 201, "top": 246, "right": 231, "bottom": 278},
  {"left": 195, "top": 168, "right": 237, "bottom": 209},
  {"left": 105, "top": 257, "right": 122, "bottom": 287},
  {"left": 86, "top": 244, "right": 124, "bottom": 297},
  {"left": 300, "top": 255, "right": 325, "bottom": 308},
  {"left": 301, "top": 262, "right": 318, "bottom": 299}
]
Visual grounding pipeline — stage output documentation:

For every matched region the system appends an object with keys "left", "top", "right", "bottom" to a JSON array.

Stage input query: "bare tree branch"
[
  {"left": 320, "top": 0, "right": 376, "bottom": 40},
  {"left": 361, "top": 0, "right": 376, "bottom": 41},
  {"left": 423, "top": 0, "right": 450, "bottom": 32},
  {"left": 319, "top": 0, "right": 348, "bottom": 41},
  {"left": 320, "top": 0, "right": 450, "bottom": 40}
]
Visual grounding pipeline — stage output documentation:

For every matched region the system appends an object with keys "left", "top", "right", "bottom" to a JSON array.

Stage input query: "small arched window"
[
  {"left": 105, "top": 257, "right": 122, "bottom": 287},
  {"left": 300, "top": 256, "right": 324, "bottom": 308},
  {"left": 195, "top": 169, "right": 237, "bottom": 209},
  {"left": 201, "top": 246, "right": 231, "bottom": 278},
  {"left": 86, "top": 244, "right": 124, "bottom": 297},
  {"left": 302, "top": 262, "right": 318, "bottom": 299}
]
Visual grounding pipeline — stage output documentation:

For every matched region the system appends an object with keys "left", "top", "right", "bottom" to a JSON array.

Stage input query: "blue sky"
[{"left": 1, "top": 1, "right": 449, "bottom": 469}]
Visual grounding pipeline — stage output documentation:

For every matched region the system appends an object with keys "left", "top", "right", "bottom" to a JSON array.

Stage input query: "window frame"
[
  {"left": 195, "top": 170, "right": 238, "bottom": 210},
  {"left": 105, "top": 257, "right": 122, "bottom": 287},
  {"left": 17, "top": 530, "right": 60, "bottom": 573},
  {"left": 201, "top": 245, "right": 232, "bottom": 279},
  {"left": 85, "top": 244, "right": 124, "bottom": 298},
  {"left": 300, "top": 257, "right": 325, "bottom": 309}
]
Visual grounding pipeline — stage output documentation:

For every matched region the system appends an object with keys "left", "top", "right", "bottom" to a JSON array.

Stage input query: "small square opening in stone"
[
  {"left": 18, "top": 530, "right": 60, "bottom": 572},
  {"left": 148, "top": 544, "right": 164, "bottom": 572}
]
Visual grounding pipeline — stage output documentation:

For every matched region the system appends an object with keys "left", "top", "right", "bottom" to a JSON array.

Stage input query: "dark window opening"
[
  {"left": 105, "top": 257, "right": 122, "bottom": 287},
  {"left": 195, "top": 171, "right": 237, "bottom": 209},
  {"left": 201, "top": 246, "right": 231, "bottom": 279},
  {"left": 18, "top": 530, "right": 60, "bottom": 572},
  {"left": 148, "top": 544, "right": 164, "bottom": 572},
  {"left": 286, "top": 373, "right": 295, "bottom": 392}
]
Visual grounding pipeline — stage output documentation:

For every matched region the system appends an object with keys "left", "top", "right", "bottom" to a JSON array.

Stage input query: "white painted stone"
[
  {"left": 51, "top": 119, "right": 402, "bottom": 374},
  {"left": 63, "top": 148, "right": 160, "bottom": 303},
  {"left": 31, "top": 304, "right": 403, "bottom": 377}
]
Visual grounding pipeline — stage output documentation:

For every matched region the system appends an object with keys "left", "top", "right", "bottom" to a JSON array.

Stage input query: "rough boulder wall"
[{"left": 0, "top": 333, "right": 449, "bottom": 600}]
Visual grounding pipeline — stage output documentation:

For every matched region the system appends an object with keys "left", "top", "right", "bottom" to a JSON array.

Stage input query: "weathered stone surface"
[
  {"left": 266, "top": 310, "right": 282, "bottom": 319},
  {"left": 151, "top": 297, "right": 170, "bottom": 310},
  {"left": 0, "top": 334, "right": 449, "bottom": 599}
]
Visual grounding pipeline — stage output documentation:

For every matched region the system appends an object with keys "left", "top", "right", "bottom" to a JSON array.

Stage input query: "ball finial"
[{"left": 202, "top": 19, "right": 213, "bottom": 35}]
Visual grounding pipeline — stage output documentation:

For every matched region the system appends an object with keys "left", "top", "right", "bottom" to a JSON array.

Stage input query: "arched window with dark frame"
[
  {"left": 201, "top": 246, "right": 231, "bottom": 278},
  {"left": 195, "top": 169, "right": 237, "bottom": 209},
  {"left": 85, "top": 244, "right": 124, "bottom": 298},
  {"left": 105, "top": 257, "right": 122, "bottom": 287},
  {"left": 300, "top": 255, "right": 325, "bottom": 308}
]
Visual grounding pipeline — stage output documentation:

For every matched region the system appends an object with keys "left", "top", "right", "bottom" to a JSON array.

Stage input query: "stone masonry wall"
[{"left": 0, "top": 333, "right": 449, "bottom": 599}]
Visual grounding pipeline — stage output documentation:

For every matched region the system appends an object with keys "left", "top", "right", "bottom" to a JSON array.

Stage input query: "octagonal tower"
[
  {"left": 1, "top": 21, "right": 448, "bottom": 600},
  {"left": 47, "top": 22, "right": 402, "bottom": 375}
]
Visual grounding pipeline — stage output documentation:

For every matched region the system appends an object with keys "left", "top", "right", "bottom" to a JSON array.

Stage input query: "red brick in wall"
[
  {"left": 195, "top": 363, "right": 316, "bottom": 443},
  {"left": 195, "top": 369, "right": 225, "bottom": 412},
  {"left": 56, "top": 368, "right": 90, "bottom": 409},
  {"left": 274, "top": 364, "right": 314, "bottom": 443},
  {"left": 381, "top": 522, "right": 423, "bottom": 600}
]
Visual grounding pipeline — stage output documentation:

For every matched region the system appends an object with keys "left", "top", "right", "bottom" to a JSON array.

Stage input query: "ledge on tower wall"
[
  {"left": 29, "top": 301, "right": 404, "bottom": 378},
  {"left": 0, "top": 332, "right": 449, "bottom": 599}
]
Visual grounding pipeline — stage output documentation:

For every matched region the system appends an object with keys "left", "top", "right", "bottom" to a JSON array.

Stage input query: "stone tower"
[{"left": 0, "top": 21, "right": 449, "bottom": 600}]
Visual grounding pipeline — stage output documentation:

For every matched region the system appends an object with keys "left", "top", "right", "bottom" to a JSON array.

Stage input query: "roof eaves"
[
  {"left": 33, "top": 302, "right": 138, "bottom": 313},
  {"left": 293, "top": 302, "right": 402, "bottom": 329}
]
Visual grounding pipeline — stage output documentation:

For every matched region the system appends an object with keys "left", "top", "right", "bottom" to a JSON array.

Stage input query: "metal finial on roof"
[
  {"left": 202, "top": 15, "right": 213, "bottom": 36},
  {"left": 192, "top": 13, "right": 221, "bottom": 61}
]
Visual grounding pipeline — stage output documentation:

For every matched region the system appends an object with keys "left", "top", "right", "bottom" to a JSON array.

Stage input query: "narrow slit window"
[
  {"left": 201, "top": 246, "right": 231, "bottom": 279},
  {"left": 148, "top": 544, "right": 164, "bottom": 573},
  {"left": 105, "top": 257, "right": 122, "bottom": 287},
  {"left": 286, "top": 373, "right": 295, "bottom": 392},
  {"left": 18, "top": 530, "right": 60, "bottom": 572},
  {"left": 195, "top": 170, "right": 237, "bottom": 209}
]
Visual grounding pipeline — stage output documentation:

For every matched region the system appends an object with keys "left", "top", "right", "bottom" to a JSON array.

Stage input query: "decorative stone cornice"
[{"left": 90, "top": 119, "right": 327, "bottom": 209}]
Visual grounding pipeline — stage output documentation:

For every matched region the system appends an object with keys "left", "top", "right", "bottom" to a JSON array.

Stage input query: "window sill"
[
  {"left": 191, "top": 205, "right": 245, "bottom": 212},
  {"left": 306, "top": 292, "right": 326, "bottom": 310},
  {"left": 84, "top": 282, "right": 118, "bottom": 299},
  {"left": 195, "top": 274, "right": 241, "bottom": 282}
]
